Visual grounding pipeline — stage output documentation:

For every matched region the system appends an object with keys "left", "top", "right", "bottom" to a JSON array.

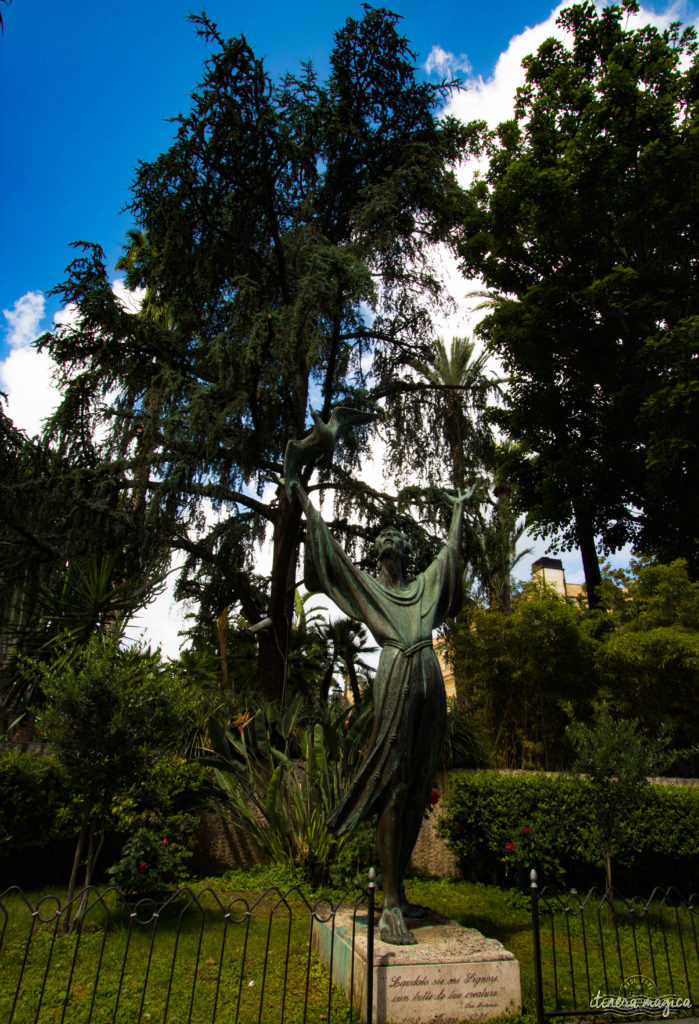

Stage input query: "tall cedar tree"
[
  {"left": 457, "top": 0, "right": 699, "bottom": 603},
  {"left": 41, "top": 8, "right": 467, "bottom": 698}
]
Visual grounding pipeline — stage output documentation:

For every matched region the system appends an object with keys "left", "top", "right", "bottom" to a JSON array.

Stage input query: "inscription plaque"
[{"left": 312, "top": 908, "right": 521, "bottom": 1023}]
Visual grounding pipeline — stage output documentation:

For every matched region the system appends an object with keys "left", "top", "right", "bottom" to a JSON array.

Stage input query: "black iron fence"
[
  {"left": 0, "top": 877, "right": 376, "bottom": 1024},
  {"left": 530, "top": 870, "right": 698, "bottom": 1023},
  {"left": 4, "top": 870, "right": 698, "bottom": 1024}
]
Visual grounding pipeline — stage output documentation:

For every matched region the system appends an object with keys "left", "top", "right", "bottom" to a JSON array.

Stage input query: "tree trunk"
[
  {"left": 575, "top": 516, "right": 602, "bottom": 609},
  {"left": 257, "top": 488, "right": 302, "bottom": 702},
  {"left": 320, "top": 663, "right": 334, "bottom": 703},
  {"left": 74, "top": 821, "right": 104, "bottom": 930},
  {"left": 604, "top": 846, "right": 616, "bottom": 926},
  {"left": 346, "top": 660, "right": 362, "bottom": 706},
  {"left": 217, "top": 607, "right": 229, "bottom": 690},
  {"left": 493, "top": 484, "right": 515, "bottom": 614},
  {"left": 63, "top": 808, "right": 89, "bottom": 934}
]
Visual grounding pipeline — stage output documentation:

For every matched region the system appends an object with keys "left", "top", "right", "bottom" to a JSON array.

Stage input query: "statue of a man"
[{"left": 287, "top": 423, "right": 468, "bottom": 945}]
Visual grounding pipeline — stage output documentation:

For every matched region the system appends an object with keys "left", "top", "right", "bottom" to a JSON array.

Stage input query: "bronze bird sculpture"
[{"left": 283, "top": 406, "right": 377, "bottom": 498}]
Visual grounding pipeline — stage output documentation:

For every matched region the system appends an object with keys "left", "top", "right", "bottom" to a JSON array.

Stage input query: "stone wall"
[
  {"left": 409, "top": 769, "right": 462, "bottom": 880},
  {"left": 191, "top": 806, "right": 266, "bottom": 874}
]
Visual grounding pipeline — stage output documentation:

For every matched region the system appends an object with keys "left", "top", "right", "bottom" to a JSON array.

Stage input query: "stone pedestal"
[{"left": 312, "top": 907, "right": 521, "bottom": 1023}]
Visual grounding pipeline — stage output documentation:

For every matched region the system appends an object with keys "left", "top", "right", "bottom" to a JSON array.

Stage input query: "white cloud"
[
  {"left": 1, "top": 291, "right": 60, "bottom": 437},
  {"left": 3, "top": 291, "right": 45, "bottom": 349},
  {"left": 424, "top": 45, "right": 472, "bottom": 80},
  {"left": 445, "top": 3, "right": 568, "bottom": 148}
]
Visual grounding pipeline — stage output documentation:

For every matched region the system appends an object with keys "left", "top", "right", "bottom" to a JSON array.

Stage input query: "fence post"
[
  {"left": 531, "top": 868, "right": 545, "bottom": 1024},
  {"left": 366, "top": 867, "right": 376, "bottom": 1024}
]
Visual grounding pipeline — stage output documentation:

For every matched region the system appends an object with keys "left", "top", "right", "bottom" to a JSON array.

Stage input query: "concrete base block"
[{"left": 312, "top": 906, "right": 521, "bottom": 1023}]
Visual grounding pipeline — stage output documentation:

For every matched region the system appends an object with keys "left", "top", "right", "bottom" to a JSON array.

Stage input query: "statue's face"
[{"left": 375, "top": 529, "right": 412, "bottom": 568}]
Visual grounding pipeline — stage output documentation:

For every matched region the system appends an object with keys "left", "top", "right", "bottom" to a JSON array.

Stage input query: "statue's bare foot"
[{"left": 379, "top": 906, "right": 417, "bottom": 945}]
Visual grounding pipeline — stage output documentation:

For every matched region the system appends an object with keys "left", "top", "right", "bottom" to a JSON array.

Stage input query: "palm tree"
[
  {"left": 415, "top": 336, "right": 495, "bottom": 493},
  {"left": 321, "top": 617, "right": 377, "bottom": 705}
]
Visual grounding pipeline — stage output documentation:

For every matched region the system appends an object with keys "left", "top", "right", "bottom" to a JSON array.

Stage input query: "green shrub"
[
  {"left": 438, "top": 770, "right": 699, "bottom": 891},
  {"left": 106, "top": 826, "right": 193, "bottom": 896},
  {"left": 0, "top": 752, "right": 79, "bottom": 857}
]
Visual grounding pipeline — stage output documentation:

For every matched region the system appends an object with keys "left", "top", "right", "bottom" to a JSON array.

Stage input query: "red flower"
[
  {"left": 524, "top": 826, "right": 531, "bottom": 835},
  {"left": 139, "top": 861, "right": 149, "bottom": 874},
  {"left": 507, "top": 842, "right": 515, "bottom": 852},
  {"left": 163, "top": 837, "right": 168, "bottom": 846},
  {"left": 430, "top": 789, "right": 440, "bottom": 805}
]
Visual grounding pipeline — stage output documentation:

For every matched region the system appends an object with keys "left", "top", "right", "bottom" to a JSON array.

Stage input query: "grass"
[
  {"left": 0, "top": 878, "right": 359, "bottom": 1024},
  {"left": 403, "top": 877, "right": 698, "bottom": 1021},
  {"left": 1, "top": 871, "right": 696, "bottom": 1024}
]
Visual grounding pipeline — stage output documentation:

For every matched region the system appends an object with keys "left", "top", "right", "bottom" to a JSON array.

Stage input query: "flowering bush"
[
  {"left": 107, "top": 822, "right": 193, "bottom": 897},
  {"left": 439, "top": 770, "right": 699, "bottom": 892},
  {"left": 501, "top": 821, "right": 563, "bottom": 890}
]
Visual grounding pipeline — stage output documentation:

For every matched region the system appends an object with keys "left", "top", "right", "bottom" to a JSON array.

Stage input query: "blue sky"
[
  {"left": 2, "top": 0, "right": 696, "bottom": 652},
  {"left": 4, "top": 0, "right": 696, "bottom": 358},
  {"left": 1, "top": 0, "right": 571, "bottom": 328}
]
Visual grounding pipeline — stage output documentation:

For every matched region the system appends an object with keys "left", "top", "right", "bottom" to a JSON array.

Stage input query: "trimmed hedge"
[
  {"left": 0, "top": 751, "right": 80, "bottom": 884},
  {"left": 438, "top": 770, "right": 699, "bottom": 892},
  {"left": 0, "top": 752, "right": 79, "bottom": 854}
]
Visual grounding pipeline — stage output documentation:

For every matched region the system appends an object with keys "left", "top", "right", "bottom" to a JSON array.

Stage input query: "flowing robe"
[{"left": 303, "top": 501, "right": 462, "bottom": 836}]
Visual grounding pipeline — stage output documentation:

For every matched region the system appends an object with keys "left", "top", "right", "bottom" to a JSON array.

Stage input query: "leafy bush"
[
  {"left": 106, "top": 759, "right": 208, "bottom": 895},
  {"left": 326, "top": 820, "right": 377, "bottom": 888},
  {"left": 0, "top": 752, "right": 81, "bottom": 882},
  {"left": 438, "top": 770, "right": 699, "bottom": 891},
  {"left": 0, "top": 752, "right": 77, "bottom": 856}
]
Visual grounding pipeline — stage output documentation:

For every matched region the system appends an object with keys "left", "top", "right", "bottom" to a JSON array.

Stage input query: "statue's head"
[{"left": 375, "top": 528, "right": 412, "bottom": 572}]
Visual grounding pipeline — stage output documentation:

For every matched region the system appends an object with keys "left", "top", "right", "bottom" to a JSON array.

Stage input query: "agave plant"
[{"left": 205, "top": 696, "right": 374, "bottom": 885}]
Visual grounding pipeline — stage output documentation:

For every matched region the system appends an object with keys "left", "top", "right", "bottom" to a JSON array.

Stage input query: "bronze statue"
[{"left": 285, "top": 410, "right": 469, "bottom": 945}]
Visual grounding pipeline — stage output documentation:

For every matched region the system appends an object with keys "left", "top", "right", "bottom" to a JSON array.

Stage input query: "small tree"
[
  {"left": 34, "top": 632, "right": 191, "bottom": 928},
  {"left": 451, "top": 582, "right": 600, "bottom": 768},
  {"left": 565, "top": 701, "right": 671, "bottom": 893}
]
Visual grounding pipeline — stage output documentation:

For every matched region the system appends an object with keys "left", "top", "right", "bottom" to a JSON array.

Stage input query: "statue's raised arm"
[{"left": 283, "top": 409, "right": 469, "bottom": 946}]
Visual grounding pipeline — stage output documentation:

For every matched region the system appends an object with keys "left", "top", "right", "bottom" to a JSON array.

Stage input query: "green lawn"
[
  {"left": 0, "top": 882, "right": 358, "bottom": 1024},
  {"left": 1, "top": 873, "right": 696, "bottom": 1024},
  {"left": 403, "top": 877, "right": 697, "bottom": 1022}
]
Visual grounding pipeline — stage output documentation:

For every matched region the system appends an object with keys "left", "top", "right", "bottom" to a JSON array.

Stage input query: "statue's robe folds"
[{"left": 303, "top": 502, "right": 462, "bottom": 836}]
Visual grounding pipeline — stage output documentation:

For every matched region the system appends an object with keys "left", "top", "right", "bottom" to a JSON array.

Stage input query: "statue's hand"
[{"left": 450, "top": 484, "right": 477, "bottom": 505}]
